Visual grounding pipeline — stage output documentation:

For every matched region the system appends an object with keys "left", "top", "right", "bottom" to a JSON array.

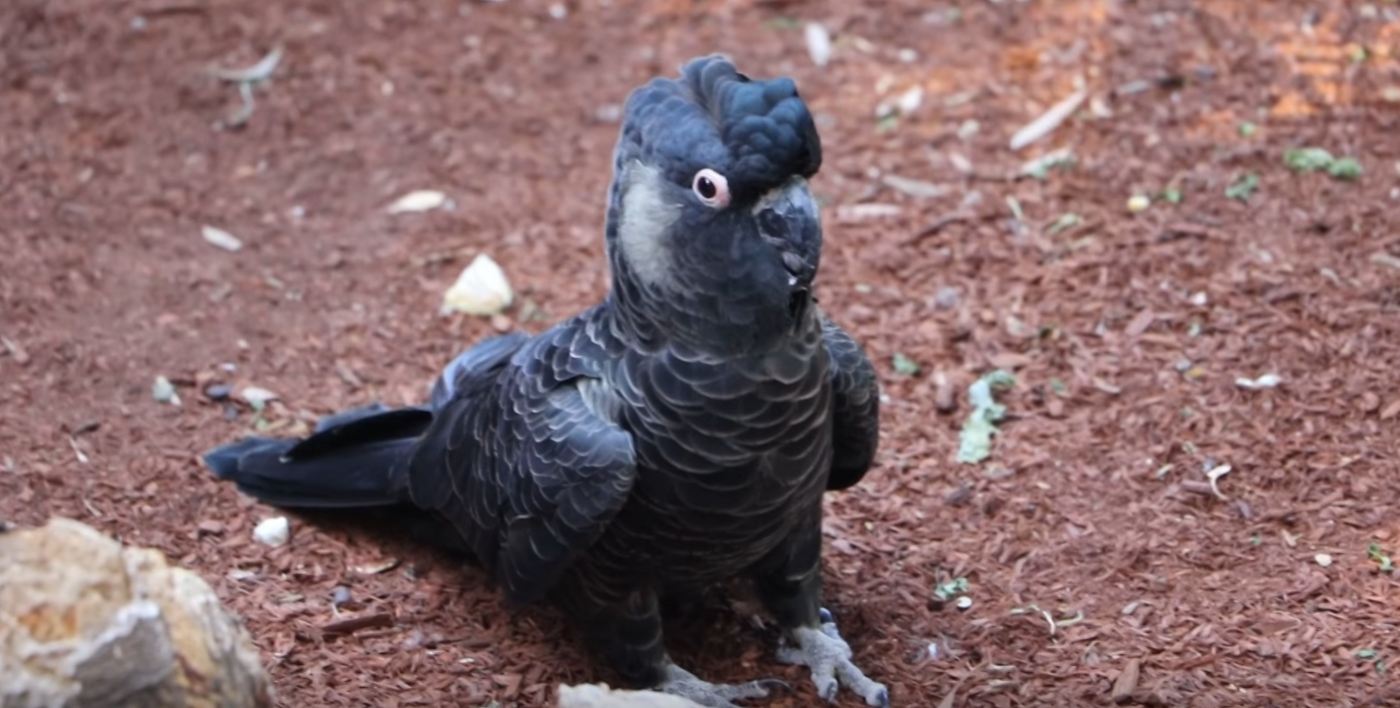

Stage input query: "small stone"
[
  {"left": 387, "top": 190, "right": 448, "bottom": 214},
  {"left": 1235, "top": 373, "right": 1282, "bottom": 390},
  {"left": 252, "top": 517, "right": 290, "bottom": 547},
  {"left": 1127, "top": 194, "right": 1151, "bottom": 213},
  {"left": 331, "top": 586, "right": 352, "bottom": 608},
  {"left": 1315, "top": 553, "right": 1333, "bottom": 567},
  {"left": 804, "top": 23, "right": 832, "bottom": 68},
  {"left": 0, "top": 518, "right": 272, "bottom": 706},
  {"left": 955, "top": 596, "right": 973, "bottom": 610},
  {"left": 203, "top": 383, "right": 232, "bottom": 401},
  {"left": 201, "top": 225, "right": 243, "bottom": 252},
  {"left": 152, "top": 376, "right": 180, "bottom": 406},
  {"left": 441, "top": 253, "right": 513, "bottom": 316},
  {"left": 239, "top": 386, "right": 278, "bottom": 408},
  {"left": 932, "top": 286, "right": 961, "bottom": 311},
  {"left": 944, "top": 484, "right": 973, "bottom": 506}
]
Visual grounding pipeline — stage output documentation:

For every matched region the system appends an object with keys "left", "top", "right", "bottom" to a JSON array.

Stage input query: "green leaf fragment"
[
  {"left": 1327, "top": 157, "right": 1363, "bottom": 180},
  {"left": 957, "top": 370, "right": 1017, "bottom": 464},
  {"left": 1161, "top": 188, "right": 1183, "bottom": 204},
  {"left": 1368, "top": 542, "right": 1395, "bottom": 572},
  {"left": 1237, "top": 121, "right": 1257, "bottom": 137},
  {"left": 1283, "top": 147, "right": 1363, "bottom": 181},
  {"left": 892, "top": 353, "right": 922, "bottom": 376},
  {"left": 933, "top": 577, "right": 970, "bottom": 601},
  {"left": 1225, "top": 173, "right": 1259, "bottom": 201},
  {"left": 1046, "top": 213, "right": 1082, "bottom": 235},
  {"left": 1285, "top": 147, "right": 1336, "bottom": 172}
]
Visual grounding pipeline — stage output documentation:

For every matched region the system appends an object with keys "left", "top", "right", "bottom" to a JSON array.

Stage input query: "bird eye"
[{"left": 691, "top": 168, "right": 730, "bottom": 208}]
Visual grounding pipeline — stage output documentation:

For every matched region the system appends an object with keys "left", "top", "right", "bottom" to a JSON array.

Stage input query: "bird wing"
[
  {"left": 401, "top": 307, "right": 638, "bottom": 604},
  {"left": 821, "top": 314, "right": 879, "bottom": 490}
]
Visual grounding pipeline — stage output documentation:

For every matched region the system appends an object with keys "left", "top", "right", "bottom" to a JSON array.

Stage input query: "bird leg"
[
  {"left": 776, "top": 609, "right": 889, "bottom": 707},
  {"left": 577, "top": 584, "right": 785, "bottom": 708},
  {"left": 750, "top": 521, "right": 889, "bottom": 707}
]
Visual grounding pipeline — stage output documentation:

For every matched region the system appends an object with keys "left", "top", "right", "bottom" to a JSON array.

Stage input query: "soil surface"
[{"left": 4, "top": 1, "right": 1400, "bottom": 706}]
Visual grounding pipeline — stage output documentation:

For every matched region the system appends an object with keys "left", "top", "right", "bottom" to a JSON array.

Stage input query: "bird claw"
[
  {"left": 776, "top": 617, "right": 890, "bottom": 708},
  {"left": 658, "top": 664, "right": 787, "bottom": 707}
]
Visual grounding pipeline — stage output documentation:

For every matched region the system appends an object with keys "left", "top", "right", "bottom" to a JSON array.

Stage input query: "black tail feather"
[{"left": 204, "top": 407, "right": 433, "bottom": 509}]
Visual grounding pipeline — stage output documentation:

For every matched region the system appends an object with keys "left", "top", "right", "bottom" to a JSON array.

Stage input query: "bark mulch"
[{"left": 2, "top": 1, "right": 1397, "bottom": 706}]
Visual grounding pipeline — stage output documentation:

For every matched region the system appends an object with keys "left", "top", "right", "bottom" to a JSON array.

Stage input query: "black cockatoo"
[{"left": 206, "top": 55, "right": 887, "bottom": 708}]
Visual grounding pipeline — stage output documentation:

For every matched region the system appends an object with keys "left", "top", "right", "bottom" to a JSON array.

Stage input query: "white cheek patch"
[{"left": 618, "top": 163, "right": 680, "bottom": 287}]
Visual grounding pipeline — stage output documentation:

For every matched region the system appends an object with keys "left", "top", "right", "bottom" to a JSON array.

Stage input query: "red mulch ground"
[{"left": 4, "top": 1, "right": 1399, "bottom": 706}]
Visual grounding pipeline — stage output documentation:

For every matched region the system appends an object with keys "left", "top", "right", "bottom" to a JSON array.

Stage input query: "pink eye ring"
[{"left": 691, "top": 168, "right": 730, "bottom": 208}]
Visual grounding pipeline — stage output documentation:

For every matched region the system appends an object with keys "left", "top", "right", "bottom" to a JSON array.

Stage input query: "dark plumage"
[{"left": 205, "top": 55, "right": 886, "bottom": 708}]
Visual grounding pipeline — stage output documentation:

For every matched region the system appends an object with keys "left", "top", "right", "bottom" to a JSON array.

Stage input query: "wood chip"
[
  {"left": 1, "top": 337, "right": 29, "bottom": 365},
  {"left": 320, "top": 612, "right": 394, "bottom": 636},
  {"left": 934, "top": 371, "right": 957, "bottom": 413},
  {"left": 1379, "top": 397, "right": 1400, "bottom": 420},
  {"left": 1124, "top": 310, "right": 1155, "bottom": 337},
  {"left": 1009, "top": 88, "right": 1088, "bottom": 150},
  {"left": 1112, "top": 658, "right": 1141, "bottom": 704},
  {"left": 1370, "top": 252, "right": 1400, "bottom": 271}
]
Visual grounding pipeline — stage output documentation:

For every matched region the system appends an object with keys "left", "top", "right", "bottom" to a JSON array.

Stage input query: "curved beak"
[{"left": 754, "top": 178, "right": 822, "bottom": 288}]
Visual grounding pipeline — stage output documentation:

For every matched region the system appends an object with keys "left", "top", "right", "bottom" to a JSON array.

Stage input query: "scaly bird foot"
[
  {"left": 775, "top": 609, "right": 889, "bottom": 708},
  {"left": 656, "top": 664, "right": 790, "bottom": 708}
]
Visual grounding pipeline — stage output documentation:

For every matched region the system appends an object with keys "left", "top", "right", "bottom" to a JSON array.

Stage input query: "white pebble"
[
  {"left": 804, "top": 23, "right": 832, "bottom": 67},
  {"left": 897, "top": 86, "right": 924, "bottom": 114},
  {"left": 387, "top": 190, "right": 448, "bottom": 214},
  {"left": 1235, "top": 373, "right": 1282, "bottom": 389},
  {"left": 239, "top": 386, "right": 278, "bottom": 407},
  {"left": 253, "top": 517, "right": 290, "bottom": 547},
  {"left": 1127, "top": 194, "right": 1151, "bottom": 213},
  {"left": 955, "top": 596, "right": 973, "bottom": 610},
  {"left": 442, "top": 254, "right": 513, "bottom": 315},
  {"left": 1315, "top": 553, "right": 1333, "bottom": 567},
  {"left": 152, "top": 375, "right": 180, "bottom": 406},
  {"left": 201, "top": 225, "right": 243, "bottom": 252}
]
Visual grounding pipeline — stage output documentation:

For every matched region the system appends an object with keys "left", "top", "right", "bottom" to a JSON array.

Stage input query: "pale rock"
[
  {"left": 441, "top": 254, "right": 513, "bottom": 316},
  {"left": 0, "top": 518, "right": 273, "bottom": 708},
  {"left": 558, "top": 684, "right": 706, "bottom": 708},
  {"left": 386, "top": 190, "right": 448, "bottom": 214},
  {"left": 251, "top": 517, "right": 289, "bottom": 548}
]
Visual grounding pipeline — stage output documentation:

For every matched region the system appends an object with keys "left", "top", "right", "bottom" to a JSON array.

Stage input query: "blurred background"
[{"left": 2, "top": 1, "right": 1398, "bottom": 706}]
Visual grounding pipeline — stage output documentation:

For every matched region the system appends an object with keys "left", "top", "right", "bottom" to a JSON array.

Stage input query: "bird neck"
[{"left": 604, "top": 274, "right": 816, "bottom": 359}]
